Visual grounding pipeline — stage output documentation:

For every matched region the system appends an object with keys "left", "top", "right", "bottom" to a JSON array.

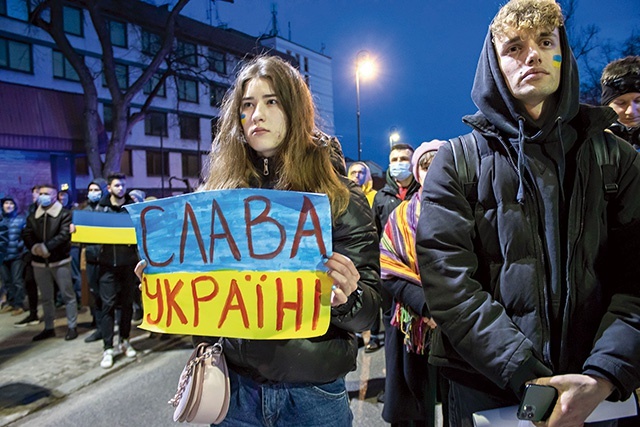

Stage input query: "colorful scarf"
[{"left": 380, "top": 192, "right": 431, "bottom": 354}]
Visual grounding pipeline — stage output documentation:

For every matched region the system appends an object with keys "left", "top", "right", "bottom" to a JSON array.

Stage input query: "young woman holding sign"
[{"left": 137, "top": 55, "right": 381, "bottom": 426}]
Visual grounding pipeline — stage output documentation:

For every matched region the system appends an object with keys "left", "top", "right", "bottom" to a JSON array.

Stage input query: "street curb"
[{"left": 0, "top": 334, "right": 184, "bottom": 427}]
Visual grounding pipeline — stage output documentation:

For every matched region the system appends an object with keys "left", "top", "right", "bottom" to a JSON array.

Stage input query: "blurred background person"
[
  {"left": 601, "top": 55, "right": 640, "bottom": 150},
  {"left": 348, "top": 161, "right": 377, "bottom": 207},
  {"left": 0, "top": 196, "right": 27, "bottom": 316}
]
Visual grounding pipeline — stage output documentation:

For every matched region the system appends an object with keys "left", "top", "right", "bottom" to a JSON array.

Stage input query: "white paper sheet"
[{"left": 472, "top": 394, "right": 637, "bottom": 427}]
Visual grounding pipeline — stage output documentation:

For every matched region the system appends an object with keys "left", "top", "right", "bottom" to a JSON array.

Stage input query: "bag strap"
[
  {"left": 449, "top": 132, "right": 480, "bottom": 205},
  {"left": 592, "top": 130, "right": 620, "bottom": 201}
]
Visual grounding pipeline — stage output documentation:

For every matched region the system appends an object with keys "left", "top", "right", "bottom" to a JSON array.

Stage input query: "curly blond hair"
[{"left": 490, "top": 0, "right": 564, "bottom": 39}]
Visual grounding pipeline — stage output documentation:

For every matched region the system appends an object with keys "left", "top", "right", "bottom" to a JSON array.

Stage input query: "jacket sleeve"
[
  {"left": 44, "top": 210, "right": 72, "bottom": 252},
  {"left": 22, "top": 216, "right": 36, "bottom": 250},
  {"left": 0, "top": 219, "right": 8, "bottom": 263},
  {"left": 384, "top": 278, "right": 429, "bottom": 317},
  {"left": 415, "top": 143, "right": 549, "bottom": 395},
  {"left": 583, "top": 141, "right": 640, "bottom": 400},
  {"left": 330, "top": 179, "right": 381, "bottom": 333}
]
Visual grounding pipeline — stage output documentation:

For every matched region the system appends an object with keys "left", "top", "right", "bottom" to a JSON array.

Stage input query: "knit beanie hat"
[{"left": 412, "top": 140, "right": 446, "bottom": 182}]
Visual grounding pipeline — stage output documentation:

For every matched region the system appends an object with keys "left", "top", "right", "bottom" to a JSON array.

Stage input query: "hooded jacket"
[
  {"left": 195, "top": 145, "right": 382, "bottom": 384},
  {"left": 1, "top": 197, "right": 26, "bottom": 261},
  {"left": 82, "top": 179, "right": 107, "bottom": 264},
  {"left": 416, "top": 26, "right": 640, "bottom": 402}
]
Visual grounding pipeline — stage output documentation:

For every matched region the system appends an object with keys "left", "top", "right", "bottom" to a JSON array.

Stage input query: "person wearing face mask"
[
  {"left": 368, "top": 143, "right": 420, "bottom": 358},
  {"left": 80, "top": 179, "right": 107, "bottom": 343},
  {"left": 22, "top": 184, "right": 78, "bottom": 341}
]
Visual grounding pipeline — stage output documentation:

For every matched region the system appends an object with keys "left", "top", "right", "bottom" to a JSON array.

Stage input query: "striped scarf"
[{"left": 380, "top": 193, "right": 431, "bottom": 354}]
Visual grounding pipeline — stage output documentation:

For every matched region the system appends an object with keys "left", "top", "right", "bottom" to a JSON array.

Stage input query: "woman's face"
[{"left": 240, "top": 78, "right": 287, "bottom": 158}]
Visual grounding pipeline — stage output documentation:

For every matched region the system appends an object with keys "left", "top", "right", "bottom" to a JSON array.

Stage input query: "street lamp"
[
  {"left": 355, "top": 50, "right": 376, "bottom": 161},
  {"left": 389, "top": 126, "right": 400, "bottom": 148}
]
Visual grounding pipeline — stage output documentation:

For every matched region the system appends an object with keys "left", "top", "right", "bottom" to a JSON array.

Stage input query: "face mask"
[
  {"left": 88, "top": 191, "right": 102, "bottom": 203},
  {"left": 38, "top": 194, "right": 53, "bottom": 207},
  {"left": 389, "top": 161, "right": 412, "bottom": 181}
]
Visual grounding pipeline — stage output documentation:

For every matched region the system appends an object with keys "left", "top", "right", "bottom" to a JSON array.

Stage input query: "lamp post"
[
  {"left": 355, "top": 50, "right": 375, "bottom": 161},
  {"left": 389, "top": 126, "right": 400, "bottom": 148}
]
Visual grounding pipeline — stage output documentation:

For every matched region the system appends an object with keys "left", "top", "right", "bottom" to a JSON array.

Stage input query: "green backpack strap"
[
  {"left": 449, "top": 132, "right": 480, "bottom": 205},
  {"left": 592, "top": 130, "right": 620, "bottom": 201}
]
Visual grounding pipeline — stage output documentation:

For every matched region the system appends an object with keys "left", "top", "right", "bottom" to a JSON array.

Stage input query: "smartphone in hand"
[{"left": 517, "top": 384, "right": 558, "bottom": 422}]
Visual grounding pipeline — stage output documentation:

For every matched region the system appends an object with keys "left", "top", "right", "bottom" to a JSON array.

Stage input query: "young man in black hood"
[{"left": 415, "top": 0, "right": 640, "bottom": 425}]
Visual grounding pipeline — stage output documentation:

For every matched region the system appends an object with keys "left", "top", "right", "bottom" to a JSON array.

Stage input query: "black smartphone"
[{"left": 517, "top": 384, "right": 558, "bottom": 422}]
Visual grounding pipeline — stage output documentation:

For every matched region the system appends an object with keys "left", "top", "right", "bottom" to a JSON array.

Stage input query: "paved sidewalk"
[{"left": 0, "top": 306, "right": 181, "bottom": 426}]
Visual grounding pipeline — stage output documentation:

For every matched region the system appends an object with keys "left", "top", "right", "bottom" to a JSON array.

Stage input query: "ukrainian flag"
[{"left": 72, "top": 210, "right": 137, "bottom": 244}]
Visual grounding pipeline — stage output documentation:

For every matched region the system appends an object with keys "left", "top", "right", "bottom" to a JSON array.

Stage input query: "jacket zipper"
[{"left": 43, "top": 213, "right": 49, "bottom": 267}]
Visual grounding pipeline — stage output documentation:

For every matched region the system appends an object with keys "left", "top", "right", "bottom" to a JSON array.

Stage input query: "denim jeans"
[
  {"left": 1, "top": 258, "right": 25, "bottom": 308},
  {"left": 216, "top": 369, "right": 353, "bottom": 427},
  {"left": 448, "top": 380, "right": 618, "bottom": 427}
]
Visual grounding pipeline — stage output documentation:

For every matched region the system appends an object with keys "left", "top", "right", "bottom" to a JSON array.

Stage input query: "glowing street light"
[
  {"left": 389, "top": 126, "right": 400, "bottom": 148},
  {"left": 355, "top": 50, "right": 376, "bottom": 161}
]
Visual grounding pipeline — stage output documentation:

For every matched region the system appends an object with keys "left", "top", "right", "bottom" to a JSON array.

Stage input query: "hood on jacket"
[
  {"left": 1, "top": 196, "right": 18, "bottom": 217},
  {"left": 88, "top": 178, "right": 108, "bottom": 194}
]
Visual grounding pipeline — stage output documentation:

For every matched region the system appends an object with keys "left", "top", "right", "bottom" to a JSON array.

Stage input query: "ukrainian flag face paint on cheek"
[
  {"left": 552, "top": 55, "right": 562, "bottom": 69},
  {"left": 240, "top": 113, "right": 247, "bottom": 126}
]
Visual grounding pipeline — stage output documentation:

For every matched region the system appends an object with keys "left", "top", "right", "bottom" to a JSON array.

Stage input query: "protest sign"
[{"left": 125, "top": 189, "right": 333, "bottom": 339}]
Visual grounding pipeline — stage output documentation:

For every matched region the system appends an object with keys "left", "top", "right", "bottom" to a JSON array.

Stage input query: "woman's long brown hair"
[{"left": 202, "top": 55, "right": 349, "bottom": 218}]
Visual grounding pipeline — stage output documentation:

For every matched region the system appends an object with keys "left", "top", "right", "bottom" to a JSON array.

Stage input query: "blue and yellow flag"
[{"left": 71, "top": 210, "right": 136, "bottom": 244}]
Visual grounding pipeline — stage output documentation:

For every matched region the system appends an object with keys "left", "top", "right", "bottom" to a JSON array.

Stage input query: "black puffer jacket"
[
  {"left": 197, "top": 149, "right": 381, "bottom": 384},
  {"left": 416, "top": 26, "right": 640, "bottom": 402}
]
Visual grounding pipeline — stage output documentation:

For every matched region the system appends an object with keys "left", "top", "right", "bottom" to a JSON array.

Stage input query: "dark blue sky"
[{"left": 184, "top": 0, "right": 640, "bottom": 167}]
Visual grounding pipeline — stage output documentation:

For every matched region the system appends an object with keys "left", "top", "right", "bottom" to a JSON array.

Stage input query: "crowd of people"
[{"left": 1, "top": 0, "right": 639, "bottom": 425}]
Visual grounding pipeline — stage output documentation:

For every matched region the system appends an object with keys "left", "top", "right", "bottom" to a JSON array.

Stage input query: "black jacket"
[
  {"left": 23, "top": 201, "right": 72, "bottom": 266},
  {"left": 372, "top": 170, "right": 420, "bottom": 236},
  {"left": 197, "top": 149, "right": 381, "bottom": 384},
  {"left": 97, "top": 194, "right": 138, "bottom": 267},
  {"left": 416, "top": 26, "right": 640, "bottom": 402}
]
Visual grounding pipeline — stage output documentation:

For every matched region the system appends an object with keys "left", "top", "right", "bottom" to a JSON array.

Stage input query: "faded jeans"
[{"left": 216, "top": 369, "right": 353, "bottom": 427}]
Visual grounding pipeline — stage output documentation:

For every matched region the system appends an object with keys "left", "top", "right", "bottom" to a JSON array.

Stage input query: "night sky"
[{"left": 183, "top": 0, "right": 640, "bottom": 167}]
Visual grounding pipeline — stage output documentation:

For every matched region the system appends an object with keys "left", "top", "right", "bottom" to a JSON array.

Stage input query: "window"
[
  {"left": 102, "top": 63, "right": 128, "bottom": 89},
  {"left": 143, "top": 72, "right": 166, "bottom": 97},
  {"left": 144, "top": 111, "right": 167, "bottom": 136},
  {"left": 63, "top": 6, "right": 83, "bottom": 36},
  {"left": 52, "top": 50, "right": 79, "bottom": 81},
  {"left": 304, "top": 57, "right": 309, "bottom": 72},
  {"left": 179, "top": 114, "right": 200, "bottom": 140},
  {"left": 176, "top": 40, "right": 197, "bottom": 66},
  {"left": 209, "top": 81, "right": 228, "bottom": 107},
  {"left": 207, "top": 49, "right": 226, "bottom": 74},
  {"left": 182, "top": 153, "right": 201, "bottom": 178},
  {"left": 103, "top": 104, "right": 113, "bottom": 132},
  {"left": 109, "top": 20, "right": 127, "bottom": 48},
  {"left": 146, "top": 150, "right": 169, "bottom": 177},
  {"left": 210, "top": 116, "right": 219, "bottom": 137},
  {"left": 120, "top": 149, "right": 132, "bottom": 176},
  {"left": 0, "top": 37, "right": 32, "bottom": 73},
  {"left": 2, "top": 0, "right": 29, "bottom": 21},
  {"left": 141, "top": 30, "right": 161, "bottom": 56},
  {"left": 75, "top": 156, "right": 89, "bottom": 176},
  {"left": 177, "top": 77, "right": 198, "bottom": 103}
]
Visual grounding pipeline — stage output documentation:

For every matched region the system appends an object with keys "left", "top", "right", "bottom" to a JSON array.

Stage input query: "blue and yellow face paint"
[
  {"left": 552, "top": 55, "right": 562, "bottom": 69},
  {"left": 240, "top": 113, "right": 247, "bottom": 126}
]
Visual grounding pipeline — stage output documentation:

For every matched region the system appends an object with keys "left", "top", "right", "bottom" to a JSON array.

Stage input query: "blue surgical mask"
[
  {"left": 38, "top": 194, "right": 53, "bottom": 207},
  {"left": 88, "top": 191, "right": 102, "bottom": 203},
  {"left": 389, "top": 161, "right": 412, "bottom": 181}
]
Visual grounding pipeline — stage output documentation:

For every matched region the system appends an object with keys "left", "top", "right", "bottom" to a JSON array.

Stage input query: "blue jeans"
[
  {"left": 448, "top": 380, "right": 618, "bottom": 427},
  {"left": 1, "top": 258, "right": 25, "bottom": 308},
  {"left": 216, "top": 369, "right": 353, "bottom": 427}
]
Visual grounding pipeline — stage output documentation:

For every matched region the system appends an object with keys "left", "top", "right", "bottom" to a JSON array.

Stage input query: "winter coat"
[
  {"left": 3, "top": 211, "right": 26, "bottom": 261},
  {"left": 196, "top": 147, "right": 382, "bottom": 384},
  {"left": 82, "top": 200, "right": 103, "bottom": 264},
  {"left": 416, "top": 26, "right": 640, "bottom": 402},
  {"left": 97, "top": 194, "right": 138, "bottom": 267},
  {"left": 372, "top": 170, "right": 420, "bottom": 236},
  {"left": 22, "top": 201, "right": 72, "bottom": 266}
]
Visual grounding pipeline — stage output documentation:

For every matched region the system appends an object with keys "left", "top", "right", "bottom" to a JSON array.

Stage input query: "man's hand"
[{"left": 532, "top": 374, "right": 614, "bottom": 427}]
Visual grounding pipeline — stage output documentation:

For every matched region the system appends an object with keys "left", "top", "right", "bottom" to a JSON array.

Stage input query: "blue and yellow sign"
[
  {"left": 71, "top": 210, "right": 136, "bottom": 244},
  {"left": 125, "top": 189, "right": 334, "bottom": 340}
]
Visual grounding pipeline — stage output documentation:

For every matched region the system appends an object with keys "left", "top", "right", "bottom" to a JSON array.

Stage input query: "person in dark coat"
[
  {"left": 601, "top": 55, "right": 640, "bottom": 150},
  {"left": 415, "top": 0, "right": 640, "bottom": 426},
  {"left": 0, "top": 196, "right": 27, "bottom": 315}
]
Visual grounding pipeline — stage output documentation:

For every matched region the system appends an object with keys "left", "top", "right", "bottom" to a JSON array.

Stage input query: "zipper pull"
[{"left": 263, "top": 158, "right": 269, "bottom": 176}]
